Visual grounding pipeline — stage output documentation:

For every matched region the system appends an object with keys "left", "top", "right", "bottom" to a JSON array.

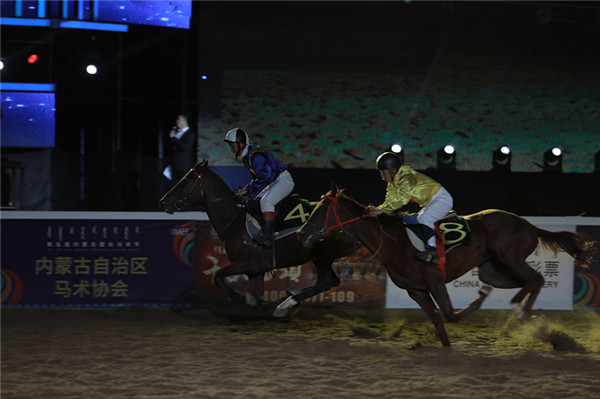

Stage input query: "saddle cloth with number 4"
[{"left": 245, "top": 194, "right": 316, "bottom": 242}]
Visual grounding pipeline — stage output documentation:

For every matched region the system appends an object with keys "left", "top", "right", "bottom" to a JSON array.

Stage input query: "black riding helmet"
[{"left": 376, "top": 152, "right": 402, "bottom": 170}]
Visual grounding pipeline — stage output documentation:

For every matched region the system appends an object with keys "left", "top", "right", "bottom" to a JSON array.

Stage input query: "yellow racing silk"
[{"left": 378, "top": 165, "right": 442, "bottom": 213}]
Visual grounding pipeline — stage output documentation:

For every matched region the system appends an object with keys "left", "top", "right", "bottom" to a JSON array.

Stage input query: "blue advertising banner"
[{"left": 1, "top": 219, "right": 195, "bottom": 306}]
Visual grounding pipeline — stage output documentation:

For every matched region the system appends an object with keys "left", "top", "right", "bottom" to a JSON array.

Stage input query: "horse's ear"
[
  {"left": 195, "top": 159, "right": 208, "bottom": 171},
  {"left": 330, "top": 181, "right": 339, "bottom": 195}
]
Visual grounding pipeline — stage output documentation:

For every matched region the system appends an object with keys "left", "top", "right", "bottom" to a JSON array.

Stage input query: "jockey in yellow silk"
[{"left": 370, "top": 152, "right": 453, "bottom": 264}]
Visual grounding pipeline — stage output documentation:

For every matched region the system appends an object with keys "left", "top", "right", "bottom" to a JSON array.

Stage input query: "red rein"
[
  {"left": 322, "top": 195, "right": 396, "bottom": 260},
  {"left": 323, "top": 196, "right": 371, "bottom": 231}
]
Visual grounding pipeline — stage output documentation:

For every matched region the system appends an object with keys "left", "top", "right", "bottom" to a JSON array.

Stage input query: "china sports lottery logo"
[
  {"left": 1, "top": 268, "right": 23, "bottom": 305},
  {"left": 172, "top": 221, "right": 195, "bottom": 267}
]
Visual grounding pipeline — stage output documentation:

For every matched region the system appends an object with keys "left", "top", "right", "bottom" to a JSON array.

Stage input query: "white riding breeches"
[
  {"left": 416, "top": 187, "right": 454, "bottom": 247},
  {"left": 258, "top": 170, "right": 295, "bottom": 213}
]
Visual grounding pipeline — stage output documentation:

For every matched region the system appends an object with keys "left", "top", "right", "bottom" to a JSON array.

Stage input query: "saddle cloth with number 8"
[{"left": 434, "top": 215, "right": 471, "bottom": 252}]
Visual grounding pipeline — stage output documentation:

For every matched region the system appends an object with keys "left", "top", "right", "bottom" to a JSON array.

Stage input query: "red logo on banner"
[{"left": 1, "top": 269, "right": 24, "bottom": 305}]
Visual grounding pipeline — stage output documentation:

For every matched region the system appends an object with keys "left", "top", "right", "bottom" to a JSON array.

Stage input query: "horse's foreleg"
[
  {"left": 406, "top": 289, "right": 451, "bottom": 347},
  {"left": 273, "top": 260, "right": 340, "bottom": 317},
  {"left": 214, "top": 262, "right": 250, "bottom": 302},
  {"left": 245, "top": 273, "right": 267, "bottom": 310},
  {"left": 423, "top": 266, "right": 490, "bottom": 323}
]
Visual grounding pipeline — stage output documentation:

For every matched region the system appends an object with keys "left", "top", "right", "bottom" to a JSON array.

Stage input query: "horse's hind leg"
[
  {"left": 510, "top": 267, "right": 544, "bottom": 320},
  {"left": 406, "top": 289, "right": 451, "bottom": 347}
]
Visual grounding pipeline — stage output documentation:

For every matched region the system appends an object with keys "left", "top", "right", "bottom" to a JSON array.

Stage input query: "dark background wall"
[{"left": 1, "top": 1, "right": 599, "bottom": 214}]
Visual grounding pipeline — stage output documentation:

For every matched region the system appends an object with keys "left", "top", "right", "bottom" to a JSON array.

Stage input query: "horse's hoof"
[
  {"left": 245, "top": 293, "right": 258, "bottom": 307},
  {"left": 478, "top": 285, "right": 493, "bottom": 296},
  {"left": 510, "top": 302, "right": 526, "bottom": 320},
  {"left": 273, "top": 297, "right": 299, "bottom": 317}
]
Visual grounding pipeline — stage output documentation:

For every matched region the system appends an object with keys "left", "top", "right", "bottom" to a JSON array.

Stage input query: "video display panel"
[
  {"left": 0, "top": 0, "right": 192, "bottom": 29},
  {"left": 1, "top": 91, "right": 56, "bottom": 148},
  {"left": 97, "top": 0, "right": 191, "bottom": 29}
]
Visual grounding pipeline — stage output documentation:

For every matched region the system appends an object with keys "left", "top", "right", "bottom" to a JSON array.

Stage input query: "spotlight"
[
  {"left": 389, "top": 143, "right": 404, "bottom": 164},
  {"left": 437, "top": 144, "right": 456, "bottom": 170},
  {"left": 27, "top": 54, "right": 39, "bottom": 64},
  {"left": 543, "top": 147, "right": 563, "bottom": 172},
  {"left": 492, "top": 145, "right": 512, "bottom": 172},
  {"left": 85, "top": 64, "right": 98, "bottom": 75},
  {"left": 390, "top": 143, "right": 402, "bottom": 153},
  {"left": 0, "top": 60, "right": 4, "bottom": 70}
]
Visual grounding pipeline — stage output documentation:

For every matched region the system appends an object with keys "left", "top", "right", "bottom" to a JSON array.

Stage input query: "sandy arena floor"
[{"left": 2, "top": 306, "right": 600, "bottom": 399}]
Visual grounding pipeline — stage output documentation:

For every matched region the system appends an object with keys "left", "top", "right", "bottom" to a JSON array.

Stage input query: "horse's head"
[
  {"left": 298, "top": 182, "right": 360, "bottom": 248},
  {"left": 159, "top": 159, "right": 209, "bottom": 214}
]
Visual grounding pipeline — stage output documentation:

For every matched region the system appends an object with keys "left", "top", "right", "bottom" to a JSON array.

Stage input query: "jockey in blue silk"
[{"left": 224, "top": 128, "right": 295, "bottom": 247}]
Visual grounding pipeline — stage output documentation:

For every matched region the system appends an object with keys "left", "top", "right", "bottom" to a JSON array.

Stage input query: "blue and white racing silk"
[{"left": 241, "top": 145, "right": 289, "bottom": 198}]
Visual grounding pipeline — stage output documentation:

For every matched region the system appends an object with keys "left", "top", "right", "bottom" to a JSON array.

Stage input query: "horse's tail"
[{"left": 536, "top": 227, "right": 596, "bottom": 266}]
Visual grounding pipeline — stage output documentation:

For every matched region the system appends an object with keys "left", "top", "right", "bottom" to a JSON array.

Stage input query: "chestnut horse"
[
  {"left": 159, "top": 160, "right": 359, "bottom": 316},
  {"left": 299, "top": 183, "right": 593, "bottom": 346}
]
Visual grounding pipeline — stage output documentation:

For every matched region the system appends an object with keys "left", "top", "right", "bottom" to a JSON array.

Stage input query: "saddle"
[{"left": 245, "top": 194, "right": 315, "bottom": 243}]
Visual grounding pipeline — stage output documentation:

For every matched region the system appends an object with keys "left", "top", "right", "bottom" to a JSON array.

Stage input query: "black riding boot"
[
  {"left": 416, "top": 245, "right": 439, "bottom": 264},
  {"left": 256, "top": 220, "right": 274, "bottom": 247}
]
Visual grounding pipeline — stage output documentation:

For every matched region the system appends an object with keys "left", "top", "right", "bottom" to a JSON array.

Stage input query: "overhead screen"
[
  {"left": 0, "top": 90, "right": 56, "bottom": 148},
  {"left": 0, "top": 0, "right": 192, "bottom": 29},
  {"left": 97, "top": 1, "right": 192, "bottom": 29}
]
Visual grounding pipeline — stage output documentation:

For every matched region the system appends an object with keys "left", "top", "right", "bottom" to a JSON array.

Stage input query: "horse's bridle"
[
  {"left": 175, "top": 170, "right": 205, "bottom": 211},
  {"left": 322, "top": 195, "right": 371, "bottom": 231},
  {"left": 174, "top": 169, "right": 243, "bottom": 240},
  {"left": 317, "top": 195, "right": 396, "bottom": 259}
]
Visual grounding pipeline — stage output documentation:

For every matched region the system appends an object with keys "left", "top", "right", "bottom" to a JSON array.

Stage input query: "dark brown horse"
[
  {"left": 159, "top": 160, "right": 359, "bottom": 316},
  {"left": 299, "top": 183, "right": 594, "bottom": 346}
]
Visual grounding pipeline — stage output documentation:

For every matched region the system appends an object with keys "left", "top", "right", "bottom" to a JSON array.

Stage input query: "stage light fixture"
[
  {"left": 543, "top": 147, "right": 563, "bottom": 172},
  {"left": 492, "top": 145, "right": 512, "bottom": 172},
  {"left": 85, "top": 64, "right": 98, "bottom": 75},
  {"left": 27, "top": 54, "right": 39, "bottom": 64},
  {"left": 437, "top": 144, "right": 456, "bottom": 170},
  {"left": 389, "top": 143, "right": 404, "bottom": 164},
  {"left": 0, "top": 60, "right": 4, "bottom": 70}
]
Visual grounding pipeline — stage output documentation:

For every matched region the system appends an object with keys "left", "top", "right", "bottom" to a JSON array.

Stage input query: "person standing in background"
[{"left": 168, "top": 114, "right": 197, "bottom": 181}]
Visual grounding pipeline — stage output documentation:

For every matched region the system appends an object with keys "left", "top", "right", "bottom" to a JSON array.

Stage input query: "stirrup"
[
  {"left": 254, "top": 232, "right": 272, "bottom": 247},
  {"left": 417, "top": 246, "right": 439, "bottom": 264}
]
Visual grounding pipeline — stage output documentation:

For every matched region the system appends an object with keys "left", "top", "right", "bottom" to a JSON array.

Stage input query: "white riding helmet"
[{"left": 223, "top": 128, "right": 249, "bottom": 145}]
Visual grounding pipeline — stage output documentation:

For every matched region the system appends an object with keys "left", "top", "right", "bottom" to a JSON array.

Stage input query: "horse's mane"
[
  {"left": 199, "top": 162, "right": 235, "bottom": 196},
  {"left": 335, "top": 189, "right": 366, "bottom": 209}
]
